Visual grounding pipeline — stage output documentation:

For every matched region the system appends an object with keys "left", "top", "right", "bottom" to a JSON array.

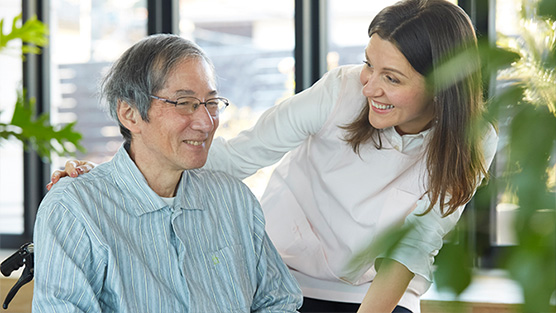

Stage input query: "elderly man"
[{"left": 32, "top": 34, "right": 302, "bottom": 312}]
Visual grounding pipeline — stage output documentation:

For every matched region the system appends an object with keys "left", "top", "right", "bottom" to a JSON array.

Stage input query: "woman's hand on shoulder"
[{"left": 46, "top": 160, "right": 96, "bottom": 191}]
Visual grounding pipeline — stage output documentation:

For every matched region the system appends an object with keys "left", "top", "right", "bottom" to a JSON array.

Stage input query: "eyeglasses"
[{"left": 150, "top": 95, "right": 229, "bottom": 116}]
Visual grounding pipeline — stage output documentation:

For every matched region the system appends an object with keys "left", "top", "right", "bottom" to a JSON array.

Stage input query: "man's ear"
[{"left": 117, "top": 100, "right": 142, "bottom": 133}]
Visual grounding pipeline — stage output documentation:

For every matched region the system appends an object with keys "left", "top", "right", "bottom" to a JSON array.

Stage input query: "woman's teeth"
[
  {"left": 371, "top": 100, "right": 394, "bottom": 110},
  {"left": 185, "top": 140, "right": 203, "bottom": 146}
]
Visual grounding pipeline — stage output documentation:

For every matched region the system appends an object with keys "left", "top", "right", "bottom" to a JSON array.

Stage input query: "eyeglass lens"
[{"left": 176, "top": 97, "right": 226, "bottom": 115}]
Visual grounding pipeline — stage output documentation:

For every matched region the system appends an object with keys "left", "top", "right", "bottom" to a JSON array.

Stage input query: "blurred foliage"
[
  {"left": 489, "top": 1, "right": 556, "bottom": 311},
  {"left": 0, "top": 14, "right": 48, "bottom": 56},
  {"left": 348, "top": 224, "right": 413, "bottom": 283},
  {"left": 349, "top": 0, "right": 556, "bottom": 312},
  {"left": 2, "top": 90, "right": 84, "bottom": 159},
  {"left": 0, "top": 14, "right": 84, "bottom": 161},
  {"left": 434, "top": 0, "right": 556, "bottom": 311}
]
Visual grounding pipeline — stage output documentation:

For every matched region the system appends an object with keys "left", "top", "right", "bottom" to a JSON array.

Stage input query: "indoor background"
[{"left": 0, "top": 0, "right": 553, "bottom": 312}]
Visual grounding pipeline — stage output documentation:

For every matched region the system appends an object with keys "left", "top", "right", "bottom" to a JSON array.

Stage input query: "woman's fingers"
[
  {"left": 65, "top": 160, "right": 81, "bottom": 177},
  {"left": 47, "top": 170, "right": 66, "bottom": 190},
  {"left": 47, "top": 160, "right": 96, "bottom": 190},
  {"left": 51, "top": 169, "right": 66, "bottom": 183}
]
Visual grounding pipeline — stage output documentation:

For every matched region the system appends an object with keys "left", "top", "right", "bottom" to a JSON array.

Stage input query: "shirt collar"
[
  {"left": 110, "top": 144, "right": 205, "bottom": 216},
  {"left": 109, "top": 145, "right": 167, "bottom": 216},
  {"left": 382, "top": 126, "right": 433, "bottom": 154},
  {"left": 173, "top": 170, "right": 206, "bottom": 212}
]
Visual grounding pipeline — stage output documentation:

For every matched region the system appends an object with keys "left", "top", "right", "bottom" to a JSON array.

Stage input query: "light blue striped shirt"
[{"left": 32, "top": 145, "right": 302, "bottom": 313}]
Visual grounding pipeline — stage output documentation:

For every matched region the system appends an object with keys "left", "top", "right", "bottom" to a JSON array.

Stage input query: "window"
[
  {"left": 0, "top": 0, "right": 24, "bottom": 239},
  {"left": 327, "top": 0, "right": 400, "bottom": 69},
  {"left": 327, "top": 0, "right": 457, "bottom": 70},
  {"left": 3, "top": 1, "right": 512, "bottom": 271},
  {"left": 49, "top": 0, "right": 148, "bottom": 170},
  {"left": 179, "top": 0, "right": 295, "bottom": 197},
  {"left": 490, "top": 0, "right": 522, "bottom": 247}
]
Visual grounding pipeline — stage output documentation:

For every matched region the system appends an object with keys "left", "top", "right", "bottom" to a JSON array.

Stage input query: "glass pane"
[
  {"left": 328, "top": 0, "right": 400, "bottom": 69},
  {"left": 49, "top": 0, "right": 148, "bottom": 171},
  {"left": 492, "top": 0, "right": 525, "bottom": 246},
  {"left": 328, "top": 0, "right": 458, "bottom": 70},
  {"left": 0, "top": 0, "right": 24, "bottom": 235},
  {"left": 179, "top": 0, "right": 295, "bottom": 197}
]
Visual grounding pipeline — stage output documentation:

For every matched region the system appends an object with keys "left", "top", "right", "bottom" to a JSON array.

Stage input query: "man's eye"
[{"left": 177, "top": 100, "right": 196, "bottom": 106}]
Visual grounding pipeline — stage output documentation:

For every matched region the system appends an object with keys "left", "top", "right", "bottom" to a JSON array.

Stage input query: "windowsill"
[
  {"left": 0, "top": 251, "right": 527, "bottom": 299},
  {"left": 422, "top": 269, "right": 523, "bottom": 304},
  {"left": 1, "top": 249, "right": 551, "bottom": 311}
]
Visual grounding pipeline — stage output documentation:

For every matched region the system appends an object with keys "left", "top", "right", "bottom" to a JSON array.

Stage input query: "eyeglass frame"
[{"left": 149, "top": 94, "right": 229, "bottom": 116}]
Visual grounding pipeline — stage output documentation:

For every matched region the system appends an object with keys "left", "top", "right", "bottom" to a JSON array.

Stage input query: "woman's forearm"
[{"left": 357, "top": 259, "right": 415, "bottom": 313}]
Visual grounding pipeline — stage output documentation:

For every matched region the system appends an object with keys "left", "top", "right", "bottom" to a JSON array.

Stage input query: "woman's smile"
[{"left": 370, "top": 99, "right": 394, "bottom": 111}]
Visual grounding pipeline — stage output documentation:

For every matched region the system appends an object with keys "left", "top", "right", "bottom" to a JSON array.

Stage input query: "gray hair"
[{"left": 101, "top": 34, "right": 215, "bottom": 143}]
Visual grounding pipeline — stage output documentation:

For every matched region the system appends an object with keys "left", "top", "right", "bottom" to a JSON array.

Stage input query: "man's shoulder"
[
  {"left": 190, "top": 168, "right": 244, "bottom": 186},
  {"left": 186, "top": 168, "right": 256, "bottom": 203},
  {"left": 40, "top": 165, "right": 115, "bottom": 213},
  {"left": 52, "top": 164, "right": 114, "bottom": 192}
]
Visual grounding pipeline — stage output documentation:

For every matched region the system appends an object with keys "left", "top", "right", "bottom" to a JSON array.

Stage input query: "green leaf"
[
  {"left": 538, "top": 0, "right": 556, "bottom": 20},
  {"left": 0, "top": 14, "right": 48, "bottom": 57},
  {"left": 426, "top": 40, "right": 520, "bottom": 94},
  {"left": 507, "top": 216, "right": 556, "bottom": 313},
  {"left": 346, "top": 223, "right": 413, "bottom": 281},
  {"left": 1, "top": 89, "right": 85, "bottom": 161},
  {"left": 433, "top": 242, "right": 473, "bottom": 296},
  {"left": 478, "top": 39, "right": 522, "bottom": 72}
]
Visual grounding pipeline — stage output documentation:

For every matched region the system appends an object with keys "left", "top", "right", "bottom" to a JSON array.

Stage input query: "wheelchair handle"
[
  {"left": 1, "top": 243, "right": 34, "bottom": 310},
  {"left": 1, "top": 243, "right": 33, "bottom": 277}
]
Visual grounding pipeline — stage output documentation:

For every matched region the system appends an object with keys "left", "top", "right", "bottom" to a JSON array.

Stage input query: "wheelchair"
[{"left": 1, "top": 242, "right": 34, "bottom": 310}]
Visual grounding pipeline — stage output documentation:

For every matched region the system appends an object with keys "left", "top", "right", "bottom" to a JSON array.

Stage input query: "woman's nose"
[{"left": 361, "top": 72, "right": 382, "bottom": 98}]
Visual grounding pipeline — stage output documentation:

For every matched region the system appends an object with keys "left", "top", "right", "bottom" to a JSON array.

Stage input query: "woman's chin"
[{"left": 368, "top": 116, "right": 390, "bottom": 130}]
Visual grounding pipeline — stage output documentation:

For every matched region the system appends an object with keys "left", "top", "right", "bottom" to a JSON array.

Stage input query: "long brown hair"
[{"left": 343, "top": 0, "right": 489, "bottom": 217}]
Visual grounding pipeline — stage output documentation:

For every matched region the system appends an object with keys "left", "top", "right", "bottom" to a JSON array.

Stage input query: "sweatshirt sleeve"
[{"left": 204, "top": 66, "right": 346, "bottom": 179}]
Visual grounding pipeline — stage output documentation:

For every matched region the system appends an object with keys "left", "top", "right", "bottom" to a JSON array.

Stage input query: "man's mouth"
[
  {"left": 184, "top": 140, "right": 204, "bottom": 146},
  {"left": 371, "top": 99, "right": 394, "bottom": 110}
]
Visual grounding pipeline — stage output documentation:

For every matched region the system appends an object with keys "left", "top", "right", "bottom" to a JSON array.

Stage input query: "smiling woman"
[
  {"left": 203, "top": 2, "right": 497, "bottom": 313},
  {"left": 361, "top": 34, "right": 435, "bottom": 135}
]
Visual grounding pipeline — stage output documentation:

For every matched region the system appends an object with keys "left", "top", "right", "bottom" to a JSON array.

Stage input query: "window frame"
[
  {"left": 1, "top": 0, "right": 51, "bottom": 250},
  {"left": 3, "top": 0, "right": 507, "bottom": 272}
]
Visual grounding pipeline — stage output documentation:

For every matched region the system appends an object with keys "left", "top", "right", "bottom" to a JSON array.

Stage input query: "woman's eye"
[
  {"left": 386, "top": 75, "right": 400, "bottom": 84},
  {"left": 363, "top": 60, "right": 373, "bottom": 68}
]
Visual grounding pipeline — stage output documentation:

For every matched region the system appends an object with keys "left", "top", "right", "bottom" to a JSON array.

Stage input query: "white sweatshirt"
[{"left": 205, "top": 64, "right": 498, "bottom": 313}]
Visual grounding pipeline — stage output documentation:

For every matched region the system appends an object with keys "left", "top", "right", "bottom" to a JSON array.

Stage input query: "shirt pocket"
[{"left": 203, "top": 244, "right": 252, "bottom": 312}]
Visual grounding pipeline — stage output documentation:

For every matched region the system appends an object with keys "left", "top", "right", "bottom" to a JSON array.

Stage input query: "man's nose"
[{"left": 191, "top": 106, "right": 215, "bottom": 131}]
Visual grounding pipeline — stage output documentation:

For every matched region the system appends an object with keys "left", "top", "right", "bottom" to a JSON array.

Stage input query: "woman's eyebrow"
[
  {"left": 382, "top": 67, "right": 408, "bottom": 78},
  {"left": 365, "top": 53, "right": 409, "bottom": 79}
]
